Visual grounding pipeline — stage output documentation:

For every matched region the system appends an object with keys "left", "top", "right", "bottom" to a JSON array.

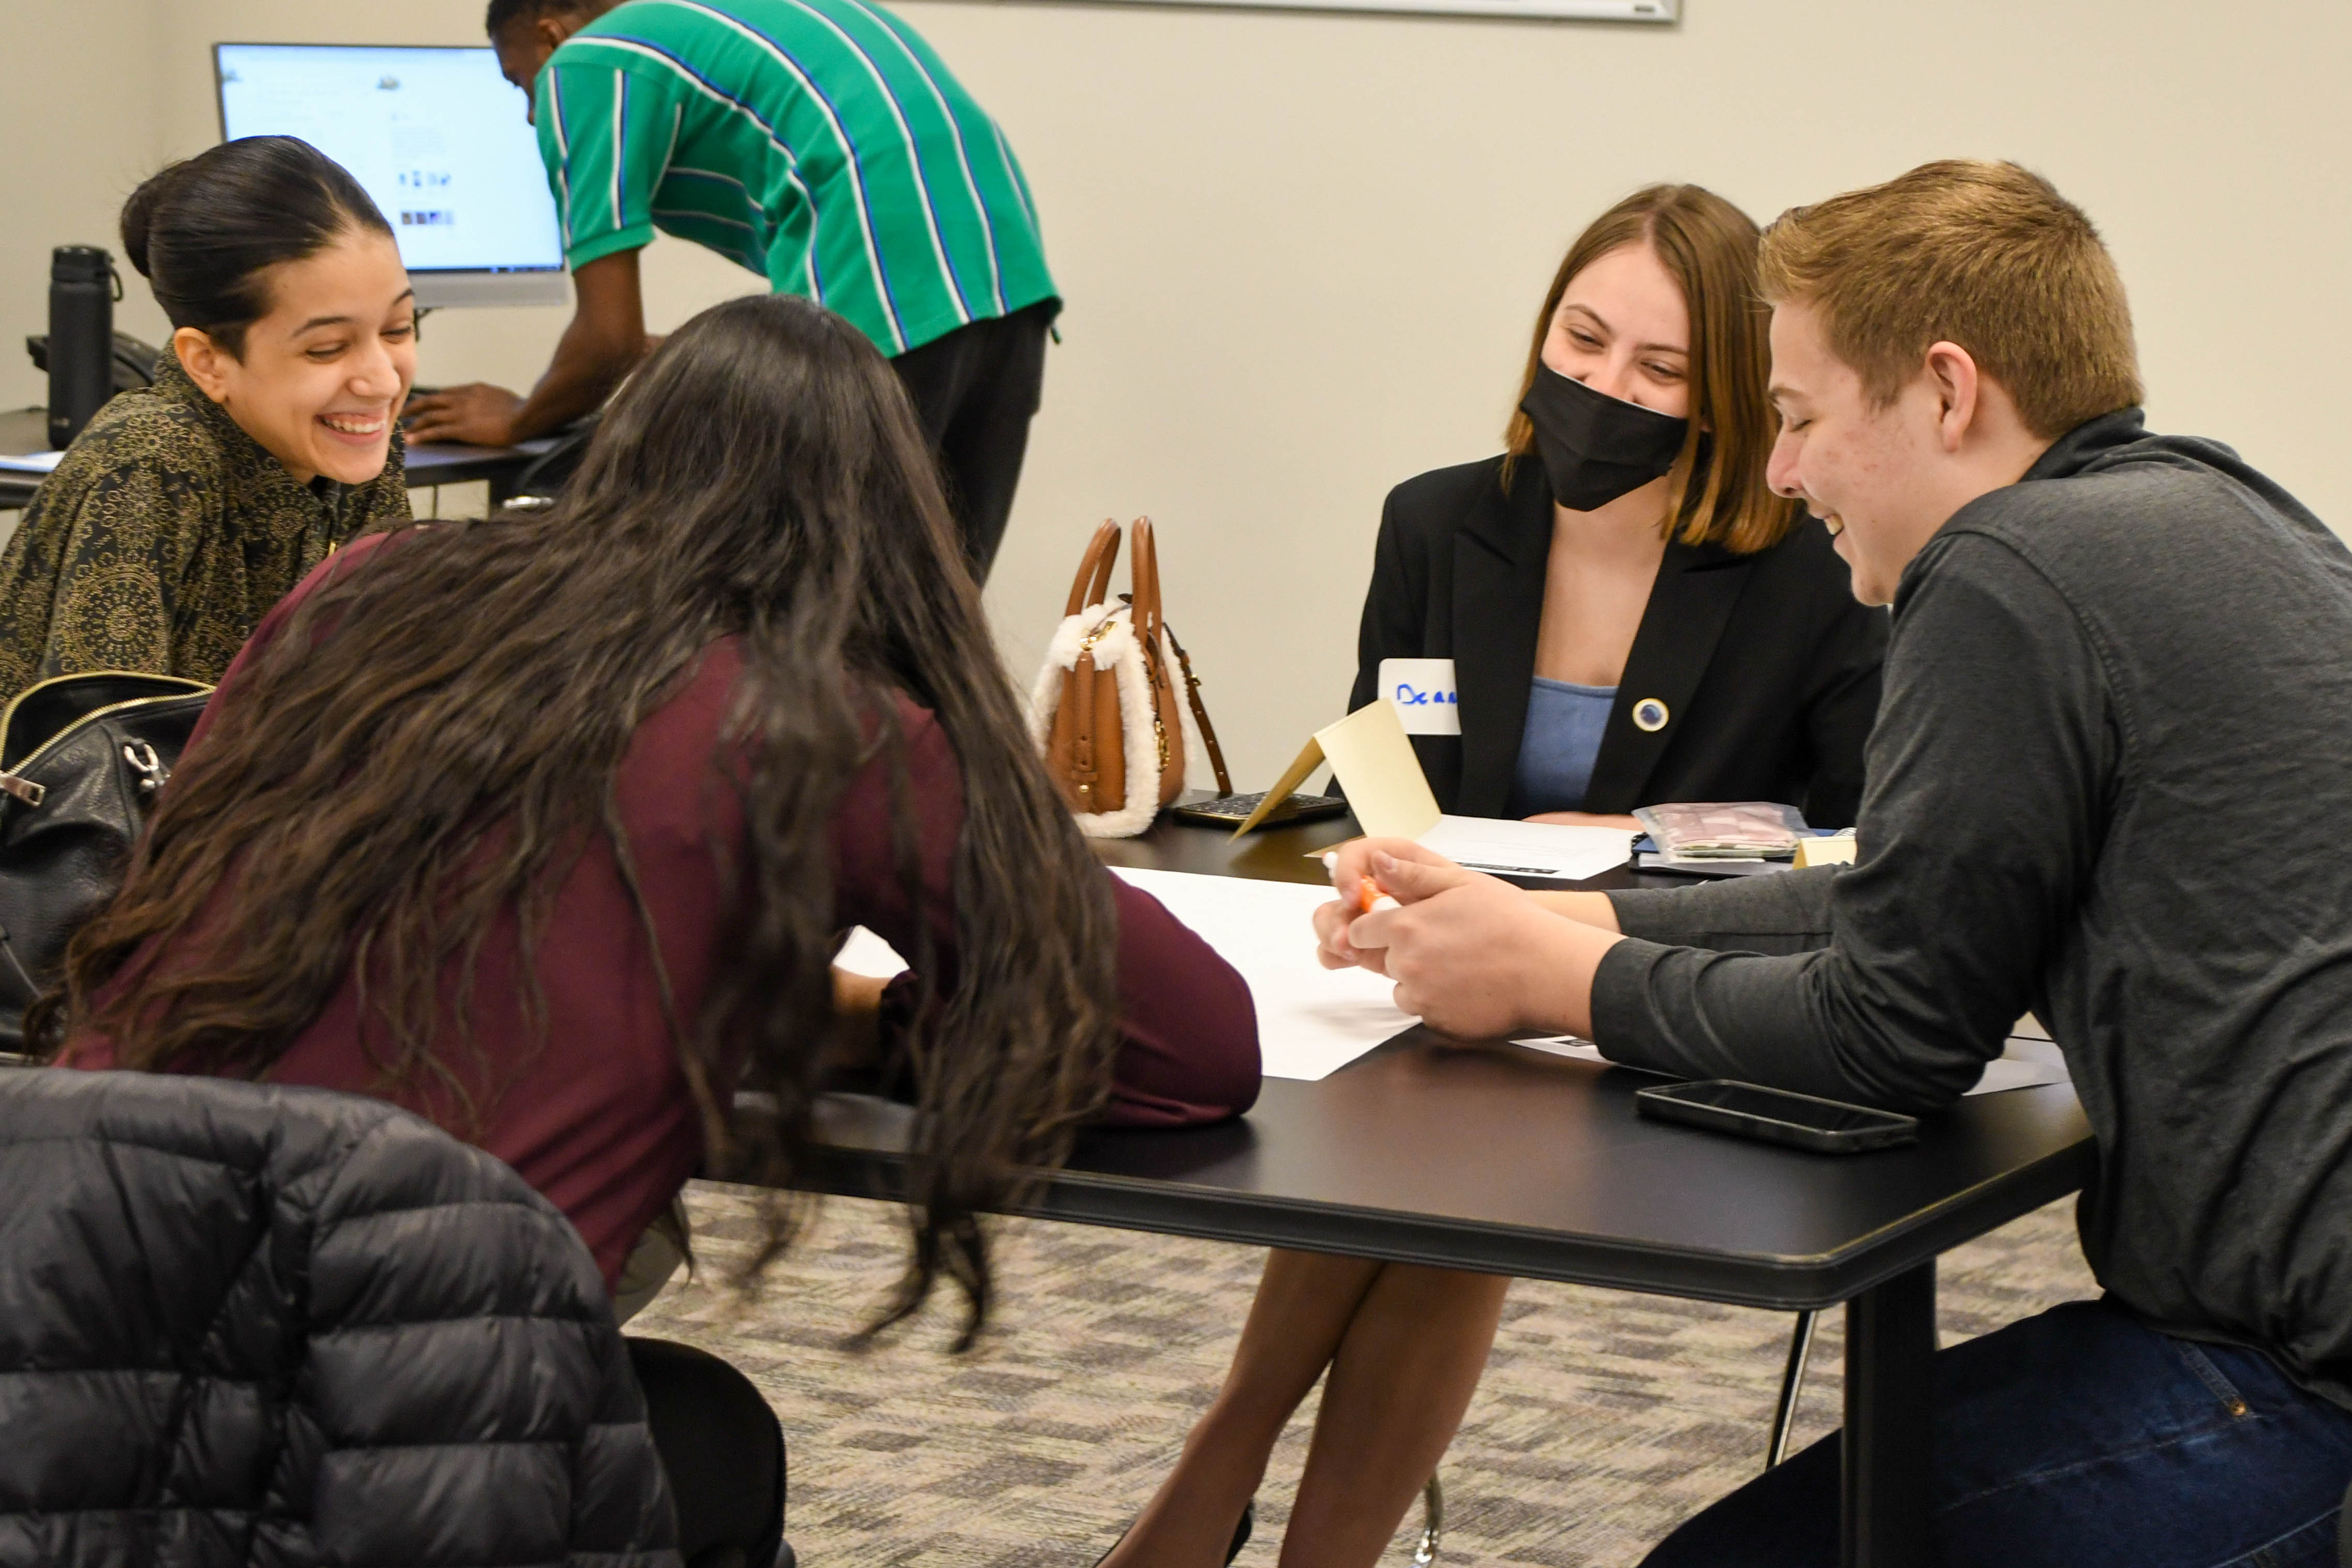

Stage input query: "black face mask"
[{"left": 1519, "top": 362, "right": 1690, "bottom": 512}]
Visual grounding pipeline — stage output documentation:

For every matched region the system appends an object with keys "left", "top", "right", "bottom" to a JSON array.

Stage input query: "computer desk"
[
  {"left": 0, "top": 405, "right": 552, "bottom": 512},
  {"left": 811, "top": 813, "right": 2097, "bottom": 1568}
]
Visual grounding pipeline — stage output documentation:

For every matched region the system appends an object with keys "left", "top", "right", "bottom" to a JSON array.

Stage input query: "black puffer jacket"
[{"left": 0, "top": 1068, "right": 681, "bottom": 1567}]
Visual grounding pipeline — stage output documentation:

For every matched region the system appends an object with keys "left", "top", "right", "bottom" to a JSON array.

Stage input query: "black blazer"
[{"left": 1350, "top": 455, "right": 1886, "bottom": 827}]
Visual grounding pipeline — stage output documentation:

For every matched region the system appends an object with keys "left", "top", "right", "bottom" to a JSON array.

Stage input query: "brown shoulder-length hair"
[{"left": 1502, "top": 184, "right": 1798, "bottom": 555}]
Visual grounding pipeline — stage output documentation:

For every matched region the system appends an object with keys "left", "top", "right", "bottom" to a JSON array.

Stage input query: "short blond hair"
[{"left": 1756, "top": 160, "right": 2143, "bottom": 438}]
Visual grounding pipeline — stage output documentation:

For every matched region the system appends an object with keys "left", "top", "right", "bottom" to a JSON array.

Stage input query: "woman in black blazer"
[
  {"left": 1105, "top": 185, "right": 1886, "bottom": 1568},
  {"left": 1359, "top": 451, "right": 1881, "bottom": 826},
  {"left": 1351, "top": 179, "right": 1881, "bottom": 838}
]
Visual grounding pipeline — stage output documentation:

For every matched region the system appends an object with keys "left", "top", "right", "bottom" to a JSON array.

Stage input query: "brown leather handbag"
[{"left": 1030, "top": 518, "right": 1230, "bottom": 837}]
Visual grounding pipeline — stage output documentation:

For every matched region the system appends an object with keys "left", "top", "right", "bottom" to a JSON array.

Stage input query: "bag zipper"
[
  {"left": 0, "top": 674, "right": 212, "bottom": 808},
  {"left": 0, "top": 670, "right": 206, "bottom": 746}
]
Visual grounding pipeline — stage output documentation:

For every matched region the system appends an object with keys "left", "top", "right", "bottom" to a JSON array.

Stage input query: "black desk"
[
  {"left": 0, "top": 405, "right": 551, "bottom": 511},
  {"left": 404, "top": 434, "right": 562, "bottom": 506},
  {"left": 1, "top": 408, "right": 54, "bottom": 510},
  {"left": 815, "top": 815, "right": 2095, "bottom": 1567}
]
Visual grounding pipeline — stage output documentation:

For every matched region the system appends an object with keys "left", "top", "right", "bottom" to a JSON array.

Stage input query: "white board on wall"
[{"left": 975, "top": 0, "right": 1674, "bottom": 21}]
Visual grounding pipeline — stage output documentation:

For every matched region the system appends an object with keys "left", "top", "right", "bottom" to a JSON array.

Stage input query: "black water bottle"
[{"left": 47, "top": 246, "right": 116, "bottom": 450}]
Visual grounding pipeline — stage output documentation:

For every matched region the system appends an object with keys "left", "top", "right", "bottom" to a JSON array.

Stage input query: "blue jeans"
[{"left": 1641, "top": 1299, "right": 2352, "bottom": 1568}]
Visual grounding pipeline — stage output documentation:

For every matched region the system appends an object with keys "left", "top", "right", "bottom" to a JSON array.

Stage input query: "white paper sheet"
[
  {"left": 1967, "top": 1053, "right": 2070, "bottom": 1094},
  {"left": 834, "top": 925, "right": 909, "bottom": 978},
  {"left": 843, "top": 883, "right": 2073, "bottom": 1097},
  {"left": 1112, "top": 867, "right": 1418, "bottom": 1080},
  {"left": 834, "top": 880, "right": 1413, "bottom": 1082},
  {"left": 1510, "top": 1035, "right": 2070, "bottom": 1096},
  {"left": 1417, "top": 815, "right": 1635, "bottom": 882}
]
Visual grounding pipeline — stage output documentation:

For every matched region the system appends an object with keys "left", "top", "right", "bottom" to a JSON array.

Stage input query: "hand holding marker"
[{"left": 1323, "top": 850, "right": 1400, "bottom": 912}]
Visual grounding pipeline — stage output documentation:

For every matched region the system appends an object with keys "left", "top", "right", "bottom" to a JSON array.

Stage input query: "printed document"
[{"left": 1418, "top": 816, "right": 1634, "bottom": 882}]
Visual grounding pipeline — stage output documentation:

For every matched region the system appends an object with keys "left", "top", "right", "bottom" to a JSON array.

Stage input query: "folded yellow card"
[
  {"left": 1793, "top": 833, "right": 1859, "bottom": 869},
  {"left": 1232, "top": 699, "right": 1440, "bottom": 839}
]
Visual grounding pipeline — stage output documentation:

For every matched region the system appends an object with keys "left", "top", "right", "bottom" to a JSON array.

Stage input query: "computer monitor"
[{"left": 214, "top": 43, "right": 568, "bottom": 308}]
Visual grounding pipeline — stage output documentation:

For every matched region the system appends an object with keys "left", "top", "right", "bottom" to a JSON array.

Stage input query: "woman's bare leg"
[
  {"left": 1102, "top": 1248, "right": 1383, "bottom": 1567},
  {"left": 1106, "top": 1255, "right": 1513, "bottom": 1568},
  {"left": 1277, "top": 1265, "right": 1512, "bottom": 1568}
]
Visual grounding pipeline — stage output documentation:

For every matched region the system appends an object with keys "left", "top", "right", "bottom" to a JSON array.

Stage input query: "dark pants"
[
  {"left": 628, "top": 1337, "right": 787, "bottom": 1568},
  {"left": 888, "top": 298, "right": 1056, "bottom": 582},
  {"left": 1642, "top": 1299, "right": 2352, "bottom": 1568}
]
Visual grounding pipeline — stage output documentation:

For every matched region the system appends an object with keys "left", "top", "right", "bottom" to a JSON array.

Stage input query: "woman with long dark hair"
[
  {"left": 48, "top": 292, "right": 1258, "bottom": 1563},
  {"left": 0, "top": 136, "right": 415, "bottom": 695}
]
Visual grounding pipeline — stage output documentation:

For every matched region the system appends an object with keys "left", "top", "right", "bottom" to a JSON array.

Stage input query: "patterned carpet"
[{"left": 631, "top": 1182, "right": 2099, "bottom": 1566}]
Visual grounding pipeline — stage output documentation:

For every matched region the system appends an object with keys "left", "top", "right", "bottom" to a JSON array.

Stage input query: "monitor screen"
[{"left": 215, "top": 43, "right": 565, "bottom": 299}]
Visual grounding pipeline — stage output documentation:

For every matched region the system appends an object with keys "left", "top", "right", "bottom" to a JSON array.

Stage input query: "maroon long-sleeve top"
[{"left": 66, "top": 538, "right": 1261, "bottom": 1284}]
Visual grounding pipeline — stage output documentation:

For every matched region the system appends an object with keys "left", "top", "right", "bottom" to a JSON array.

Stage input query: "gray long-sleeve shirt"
[{"left": 1593, "top": 409, "right": 2352, "bottom": 1406}]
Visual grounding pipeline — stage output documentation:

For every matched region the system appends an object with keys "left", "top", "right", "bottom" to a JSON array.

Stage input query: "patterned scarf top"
[{"left": 0, "top": 348, "right": 411, "bottom": 697}]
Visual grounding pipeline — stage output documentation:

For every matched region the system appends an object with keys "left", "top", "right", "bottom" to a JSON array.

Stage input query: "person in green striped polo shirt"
[{"left": 405, "top": 0, "right": 1059, "bottom": 576}]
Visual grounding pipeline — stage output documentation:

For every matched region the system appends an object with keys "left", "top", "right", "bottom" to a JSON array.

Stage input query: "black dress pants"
[
  {"left": 888, "top": 298, "right": 1057, "bottom": 581},
  {"left": 628, "top": 1337, "right": 787, "bottom": 1568}
]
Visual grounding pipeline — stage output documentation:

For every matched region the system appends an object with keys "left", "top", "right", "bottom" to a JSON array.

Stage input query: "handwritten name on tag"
[{"left": 1380, "top": 658, "right": 1460, "bottom": 736}]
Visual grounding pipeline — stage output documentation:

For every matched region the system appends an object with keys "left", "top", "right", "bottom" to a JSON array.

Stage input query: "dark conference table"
[
  {"left": 813, "top": 813, "right": 2097, "bottom": 1568},
  {"left": 0, "top": 405, "right": 551, "bottom": 511}
]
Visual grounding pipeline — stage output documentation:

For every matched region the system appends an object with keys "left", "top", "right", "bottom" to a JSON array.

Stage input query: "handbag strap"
[
  {"left": 1163, "top": 621, "right": 1232, "bottom": 797},
  {"left": 1063, "top": 519, "right": 1122, "bottom": 616},
  {"left": 1128, "top": 517, "right": 1165, "bottom": 655}
]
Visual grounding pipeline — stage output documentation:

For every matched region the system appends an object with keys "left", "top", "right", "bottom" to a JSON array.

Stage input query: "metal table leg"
[
  {"left": 1841, "top": 1261, "right": 1935, "bottom": 1568},
  {"left": 1768, "top": 1308, "right": 1820, "bottom": 1469}
]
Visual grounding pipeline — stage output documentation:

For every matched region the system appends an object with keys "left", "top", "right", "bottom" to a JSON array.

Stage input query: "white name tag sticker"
[{"left": 1380, "top": 658, "right": 1460, "bottom": 736}]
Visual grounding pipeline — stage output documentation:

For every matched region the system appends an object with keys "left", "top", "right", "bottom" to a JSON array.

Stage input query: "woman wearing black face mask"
[
  {"left": 1352, "top": 183, "right": 1883, "bottom": 833},
  {"left": 1100, "top": 188, "right": 1885, "bottom": 1568}
]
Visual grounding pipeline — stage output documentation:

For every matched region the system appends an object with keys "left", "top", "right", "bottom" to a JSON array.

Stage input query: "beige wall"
[
  {"left": 10, "top": 0, "right": 2349, "bottom": 786},
  {"left": 2, "top": 0, "right": 172, "bottom": 410}
]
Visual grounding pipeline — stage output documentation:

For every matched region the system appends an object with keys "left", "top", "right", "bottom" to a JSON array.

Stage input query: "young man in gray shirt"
[{"left": 1328, "top": 160, "right": 2352, "bottom": 1565}]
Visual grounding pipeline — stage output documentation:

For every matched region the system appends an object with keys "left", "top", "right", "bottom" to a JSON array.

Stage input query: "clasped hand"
[{"left": 1313, "top": 837, "right": 1624, "bottom": 1042}]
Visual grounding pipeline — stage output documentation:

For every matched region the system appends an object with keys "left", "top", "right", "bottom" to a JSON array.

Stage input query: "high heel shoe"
[{"left": 1093, "top": 1499, "right": 1254, "bottom": 1566}]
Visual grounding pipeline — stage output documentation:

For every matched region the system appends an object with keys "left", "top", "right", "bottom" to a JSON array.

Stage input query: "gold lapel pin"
[{"left": 1633, "top": 698, "right": 1670, "bottom": 733}]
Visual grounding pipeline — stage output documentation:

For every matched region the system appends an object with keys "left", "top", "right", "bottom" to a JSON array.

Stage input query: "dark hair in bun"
[{"left": 121, "top": 136, "right": 395, "bottom": 357}]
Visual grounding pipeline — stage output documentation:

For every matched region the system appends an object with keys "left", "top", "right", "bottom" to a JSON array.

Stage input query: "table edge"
[{"left": 808, "top": 1120, "right": 2095, "bottom": 1311}]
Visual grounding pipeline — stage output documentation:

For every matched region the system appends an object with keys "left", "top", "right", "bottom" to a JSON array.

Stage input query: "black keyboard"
[{"left": 1167, "top": 792, "right": 1351, "bottom": 828}]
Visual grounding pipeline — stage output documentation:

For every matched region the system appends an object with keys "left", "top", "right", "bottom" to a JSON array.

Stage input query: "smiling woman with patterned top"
[{"left": 0, "top": 136, "right": 414, "bottom": 697}]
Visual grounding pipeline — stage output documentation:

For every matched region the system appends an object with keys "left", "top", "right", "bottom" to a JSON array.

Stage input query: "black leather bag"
[{"left": 0, "top": 672, "right": 212, "bottom": 1051}]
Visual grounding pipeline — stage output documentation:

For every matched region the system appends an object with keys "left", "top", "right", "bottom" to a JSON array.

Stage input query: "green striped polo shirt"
[{"left": 534, "top": 0, "right": 1057, "bottom": 356}]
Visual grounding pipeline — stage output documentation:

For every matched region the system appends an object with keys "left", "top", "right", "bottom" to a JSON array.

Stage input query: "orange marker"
[{"left": 1322, "top": 851, "right": 1398, "bottom": 913}]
